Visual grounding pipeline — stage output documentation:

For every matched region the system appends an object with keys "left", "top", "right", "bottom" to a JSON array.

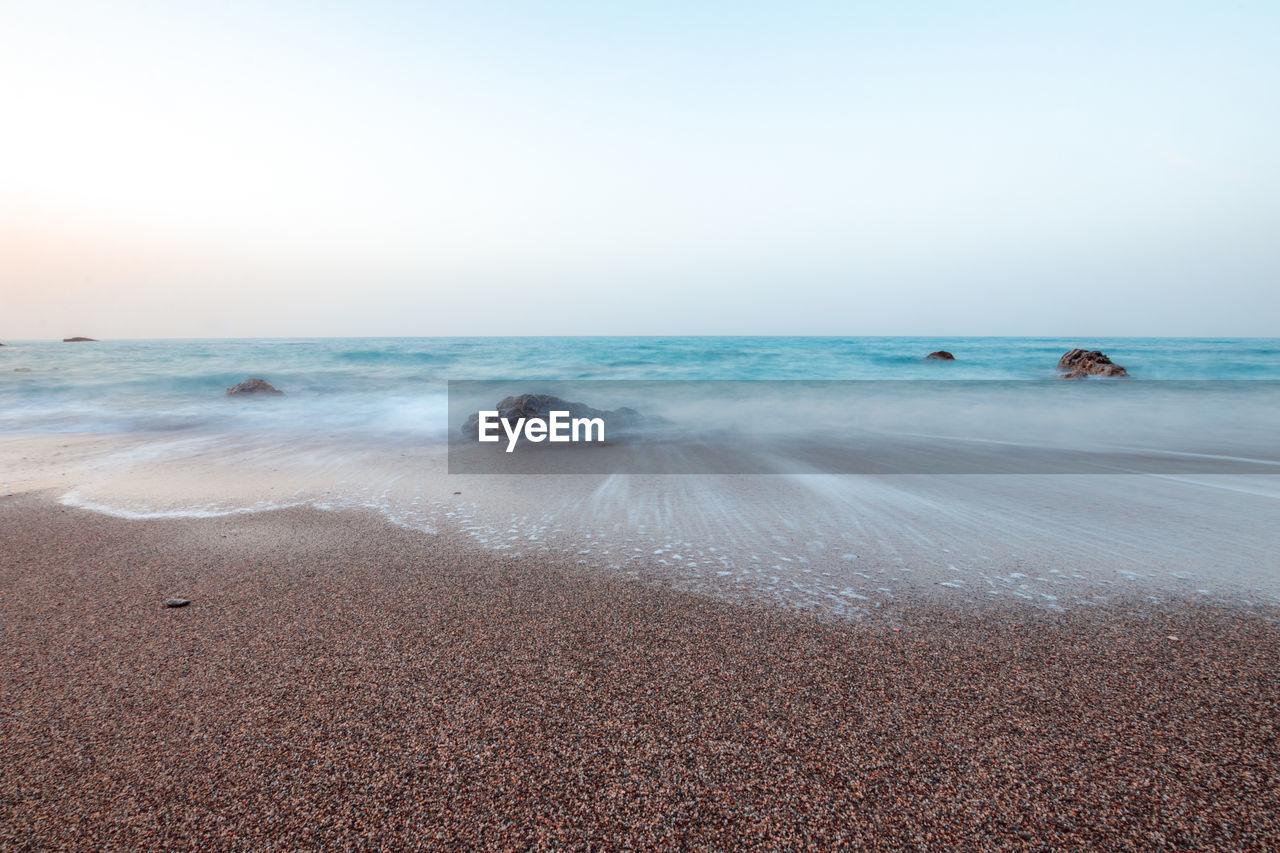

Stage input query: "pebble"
[{"left": 2, "top": 501, "right": 1277, "bottom": 851}]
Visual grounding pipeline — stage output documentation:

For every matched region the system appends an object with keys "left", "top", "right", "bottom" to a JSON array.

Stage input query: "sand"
[{"left": 1, "top": 493, "right": 1277, "bottom": 850}]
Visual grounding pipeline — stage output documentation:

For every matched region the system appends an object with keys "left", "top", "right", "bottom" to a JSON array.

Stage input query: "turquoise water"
[
  {"left": 2, "top": 336, "right": 1279, "bottom": 436},
  {"left": 5, "top": 337, "right": 1277, "bottom": 610}
]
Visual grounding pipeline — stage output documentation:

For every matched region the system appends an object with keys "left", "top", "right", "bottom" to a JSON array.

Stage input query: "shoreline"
[
  {"left": 5, "top": 432, "right": 1279, "bottom": 617},
  {"left": 3, "top": 494, "right": 1278, "bottom": 849}
]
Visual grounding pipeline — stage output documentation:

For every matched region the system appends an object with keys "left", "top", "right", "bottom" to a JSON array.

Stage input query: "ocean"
[
  {"left": 3, "top": 336, "right": 1278, "bottom": 615},
  {"left": 4, "top": 336, "right": 1280, "bottom": 437}
]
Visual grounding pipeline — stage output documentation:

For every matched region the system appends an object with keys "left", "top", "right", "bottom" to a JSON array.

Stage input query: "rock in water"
[
  {"left": 925, "top": 351, "right": 955, "bottom": 360},
  {"left": 1057, "top": 349, "right": 1128, "bottom": 378},
  {"left": 62, "top": 337, "right": 97, "bottom": 342},
  {"left": 461, "top": 394, "right": 643, "bottom": 439},
  {"left": 165, "top": 598, "right": 190, "bottom": 608},
  {"left": 226, "top": 378, "right": 284, "bottom": 397}
]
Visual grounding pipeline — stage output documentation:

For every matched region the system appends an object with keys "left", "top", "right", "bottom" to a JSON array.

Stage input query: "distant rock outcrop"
[
  {"left": 925, "top": 351, "right": 955, "bottom": 360},
  {"left": 1057, "top": 349, "right": 1127, "bottom": 378},
  {"left": 462, "top": 394, "right": 642, "bottom": 439},
  {"left": 63, "top": 337, "right": 96, "bottom": 342},
  {"left": 226, "top": 378, "right": 284, "bottom": 397}
]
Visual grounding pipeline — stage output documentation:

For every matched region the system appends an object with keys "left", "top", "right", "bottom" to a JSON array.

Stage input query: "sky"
[{"left": 1, "top": 0, "right": 1277, "bottom": 338}]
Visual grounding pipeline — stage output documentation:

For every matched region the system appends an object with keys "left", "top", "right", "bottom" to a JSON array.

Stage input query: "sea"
[
  {"left": 4, "top": 336, "right": 1280, "bottom": 437},
  {"left": 3, "top": 337, "right": 1278, "bottom": 615}
]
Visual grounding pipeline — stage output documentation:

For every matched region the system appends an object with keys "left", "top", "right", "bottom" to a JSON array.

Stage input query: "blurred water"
[
  {"left": 4, "top": 337, "right": 1278, "bottom": 612},
  {"left": 3, "top": 336, "right": 1278, "bottom": 438}
]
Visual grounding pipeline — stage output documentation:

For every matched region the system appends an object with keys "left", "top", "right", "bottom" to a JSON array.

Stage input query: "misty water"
[{"left": 3, "top": 337, "right": 1278, "bottom": 616}]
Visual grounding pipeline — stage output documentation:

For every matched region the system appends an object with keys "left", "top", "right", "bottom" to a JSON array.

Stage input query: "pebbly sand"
[{"left": 1, "top": 493, "right": 1278, "bottom": 850}]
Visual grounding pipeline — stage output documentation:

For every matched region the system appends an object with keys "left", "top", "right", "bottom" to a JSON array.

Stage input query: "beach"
[
  {"left": 3, "top": 337, "right": 1279, "bottom": 848},
  {"left": 3, "top": 493, "right": 1277, "bottom": 850},
  {"left": 6, "top": 0, "right": 1278, "bottom": 842}
]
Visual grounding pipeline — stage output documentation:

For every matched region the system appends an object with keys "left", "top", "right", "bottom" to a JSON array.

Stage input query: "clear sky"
[{"left": 1, "top": 1, "right": 1277, "bottom": 338}]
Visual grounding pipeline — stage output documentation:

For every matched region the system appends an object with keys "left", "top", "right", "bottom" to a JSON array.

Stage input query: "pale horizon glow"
[{"left": 2, "top": 1, "right": 1278, "bottom": 338}]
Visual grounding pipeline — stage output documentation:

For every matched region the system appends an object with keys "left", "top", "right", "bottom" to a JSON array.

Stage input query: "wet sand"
[
  {"left": 7, "top": 434, "right": 1280, "bottom": 616},
  {"left": 1, "top": 494, "right": 1277, "bottom": 850}
]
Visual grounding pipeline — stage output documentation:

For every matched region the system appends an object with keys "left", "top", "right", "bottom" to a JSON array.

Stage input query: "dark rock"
[
  {"left": 165, "top": 598, "right": 190, "bottom": 608},
  {"left": 925, "top": 351, "right": 955, "bottom": 360},
  {"left": 462, "top": 394, "right": 643, "bottom": 439},
  {"left": 62, "top": 337, "right": 96, "bottom": 342},
  {"left": 1057, "top": 370, "right": 1088, "bottom": 380},
  {"left": 1057, "top": 349, "right": 1127, "bottom": 378},
  {"left": 226, "top": 378, "right": 284, "bottom": 397}
]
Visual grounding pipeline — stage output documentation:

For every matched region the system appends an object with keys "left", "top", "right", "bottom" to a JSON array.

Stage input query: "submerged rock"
[
  {"left": 925, "top": 351, "right": 955, "bottom": 360},
  {"left": 226, "top": 378, "right": 284, "bottom": 397},
  {"left": 1057, "top": 349, "right": 1127, "bottom": 378},
  {"left": 461, "top": 394, "right": 642, "bottom": 439},
  {"left": 62, "top": 337, "right": 96, "bottom": 342}
]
